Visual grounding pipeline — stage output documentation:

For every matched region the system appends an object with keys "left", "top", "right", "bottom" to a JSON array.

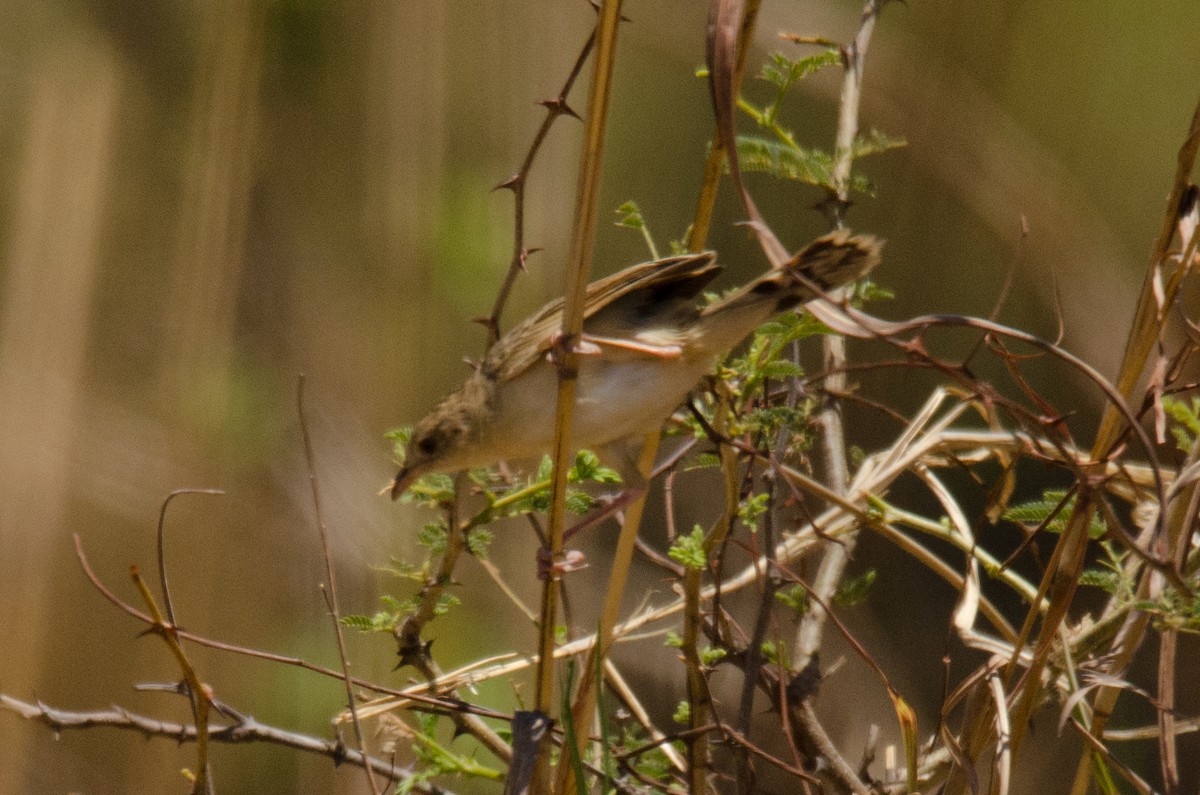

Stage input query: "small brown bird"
[{"left": 388, "top": 230, "right": 882, "bottom": 498}]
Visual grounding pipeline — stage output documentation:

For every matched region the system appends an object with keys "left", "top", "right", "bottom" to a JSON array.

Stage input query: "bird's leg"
[
  {"left": 535, "top": 440, "right": 650, "bottom": 580},
  {"left": 537, "top": 484, "right": 646, "bottom": 581},
  {"left": 562, "top": 481, "right": 646, "bottom": 543}
]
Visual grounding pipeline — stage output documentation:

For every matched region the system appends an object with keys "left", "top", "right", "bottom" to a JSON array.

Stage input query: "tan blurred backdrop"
[{"left": 1, "top": 2, "right": 1198, "bottom": 792}]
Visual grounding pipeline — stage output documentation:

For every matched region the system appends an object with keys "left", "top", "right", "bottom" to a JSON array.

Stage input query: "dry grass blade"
[{"left": 706, "top": 0, "right": 788, "bottom": 266}]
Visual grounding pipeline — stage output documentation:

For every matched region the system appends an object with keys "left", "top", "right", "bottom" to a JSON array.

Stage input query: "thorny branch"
[
  {"left": 0, "top": 694, "right": 436, "bottom": 793},
  {"left": 486, "top": 30, "right": 596, "bottom": 347}
]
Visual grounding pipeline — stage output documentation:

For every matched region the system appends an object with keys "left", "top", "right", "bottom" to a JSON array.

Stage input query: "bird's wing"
[{"left": 484, "top": 251, "right": 719, "bottom": 381}]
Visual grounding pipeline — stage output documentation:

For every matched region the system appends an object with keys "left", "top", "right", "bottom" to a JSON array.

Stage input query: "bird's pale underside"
[{"left": 388, "top": 230, "right": 882, "bottom": 498}]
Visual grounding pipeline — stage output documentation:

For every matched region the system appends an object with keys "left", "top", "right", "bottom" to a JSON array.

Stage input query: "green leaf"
[
  {"left": 775, "top": 584, "right": 809, "bottom": 613},
  {"left": 565, "top": 489, "right": 595, "bottom": 515},
  {"left": 380, "top": 594, "right": 408, "bottom": 612},
  {"left": 613, "top": 200, "right": 659, "bottom": 259},
  {"left": 466, "top": 526, "right": 493, "bottom": 557},
  {"left": 403, "top": 473, "right": 456, "bottom": 506},
  {"left": 339, "top": 614, "right": 377, "bottom": 631},
  {"left": 759, "top": 50, "right": 841, "bottom": 92},
  {"left": 737, "top": 493, "right": 770, "bottom": 533},
  {"left": 385, "top": 426, "right": 413, "bottom": 461},
  {"left": 736, "top": 135, "right": 835, "bottom": 188},
  {"left": 434, "top": 593, "right": 460, "bottom": 616},
  {"left": 760, "top": 360, "right": 805, "bottom": 379},
  {"left": 614, "top": 200, "right": 646, "bottom": 230},
  {"left": 1002, "top": 489, "right": 1107, "bottom": 539},
  {"left": 688, "top": 452, "right": 722, "bottom": 470},
  {"left": 1079, "top": 568, "right": 1120, "bottom": 593},
  {"left": 833, "top": 569, "right": 877, "bottom": 607},
  {"left": 672, "top": 701, "right": 690, "bottom": 725},
  {"left": 1162, "top": 395, "right": 1200, "bottom": 452},
  {"left": 340, "top": 610, "right": 400, "bottom": 634},
  {"left": 745, "top": 405, "right": 808, "bottom": 436},
  {"left": 417, "top": 521, "right": 449, "bottom": 555},
  {"left": 852, "top": 128, "right": 907, "bottom": 159},
  {"left": 669, "top": 526, "right": 708, "bottom": 570},
  {"left": 700, "top": 646, "right": 728, "bottom": 666},
  {"left": 377, "top": 557, "right": 425, "bottom": 582},
  {"left": 570, "top": 449, "right": 622, "bottom": 484},
  {"left": 735, "top": 135, "right": 875, "bottom": 194},
  {"left": 855, "top": 278, "right": 895, "bottom": 303}
]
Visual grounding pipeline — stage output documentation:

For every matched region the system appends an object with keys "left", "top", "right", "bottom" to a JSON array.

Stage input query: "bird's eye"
[{"left": 416, "top": 436, "right": 438, "bottom": 455}]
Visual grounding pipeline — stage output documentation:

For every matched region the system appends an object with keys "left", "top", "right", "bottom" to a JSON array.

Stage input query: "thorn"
[
  {"left": 538, "top": 97, "right": 580, "bottom": 121},
  {"left": 518, "top": 247, "right": 543, "bottom": 271},
  {"left": 785, "top": 654, "right": 823, "bottom": 705},
  {"left": 585, "top": 1, "right": 631, "bottom": 22},
  {"left": 395, "top": 636, "right": 434, "bottom": 670},
  {"left": 494, "top": 174, "right": 522, "bottom": 192}
]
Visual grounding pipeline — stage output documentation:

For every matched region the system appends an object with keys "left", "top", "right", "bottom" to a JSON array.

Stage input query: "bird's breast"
[{"left": 481, "top": 348, "right": 716, "bottom": 464}]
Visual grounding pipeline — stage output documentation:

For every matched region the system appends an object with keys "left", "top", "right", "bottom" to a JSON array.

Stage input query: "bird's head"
[{"left": 387, "top": 375, "right": 493, "bottom": 499}]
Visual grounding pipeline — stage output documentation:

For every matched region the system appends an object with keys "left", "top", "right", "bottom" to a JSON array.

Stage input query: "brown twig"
[
  {"left": 0, "top": 694, "right": 430, "bottom": 792},
  {"left": 557, "top": 432, "right": 658, "bottom": 792},
  {"left": 155, "top": 488, "right": 224, "bottom": 629},
  {"left": 297, "top": 375, "right": 382, "bottom": 795},
  {"left": 1065, "top": 93, "right": 1200, "bottom": 793},
  {"left": 129, "top": 565, "right": 213, "bottom": 793},
  {"left": 394, "top": 487, "right": 512, "bottom": 761},
  {"left": 74, "top": 534, "right": 507, "bottom": 719},
  {"left": 486, "top": 31, "right": 596, "bottom": 346}
]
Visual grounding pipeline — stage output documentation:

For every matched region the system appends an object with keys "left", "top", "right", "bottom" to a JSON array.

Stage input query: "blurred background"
[{"left": 1, "top": 1, "right": 1198, "bottom": 792}]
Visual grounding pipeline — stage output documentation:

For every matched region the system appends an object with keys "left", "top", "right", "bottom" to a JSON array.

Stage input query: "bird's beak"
[{"left": 383, "top": 466, "right": 418, "bottom": 500}]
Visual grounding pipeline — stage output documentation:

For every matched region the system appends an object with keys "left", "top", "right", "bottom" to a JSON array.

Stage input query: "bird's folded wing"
[{"left": 483, "top": 251, "right": 718, "bottom": 381}]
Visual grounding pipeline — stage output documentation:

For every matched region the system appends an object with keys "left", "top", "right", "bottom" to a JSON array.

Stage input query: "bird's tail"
[{"left": 695, "top": 230, "right": 883, "bottom": 352}]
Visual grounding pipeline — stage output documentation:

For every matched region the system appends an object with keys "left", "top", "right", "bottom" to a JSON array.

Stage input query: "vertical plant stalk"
[
  {"left": 682, "top": 388, "right": 741, "bottom": 794},
  {"left": 395, "top": 494, "right": 512, "bottom": 761},
  {"left": 555, "top": 433, "right": 659, "bottom": 794},
  {"left": 795, "top": 0, "right": 881, "bottom": 671},
  {"left": 686, "top": 4, "right": 762, "bottom": 789},
  {"left": 531, "top": 1, "right": 624, "bottom": 791},
  {"left": 555, "top": 6, "right": 763, "bottom": 783},
  {"left": 1059, "top": 96, "right": 1200, "bottom": 794}
]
